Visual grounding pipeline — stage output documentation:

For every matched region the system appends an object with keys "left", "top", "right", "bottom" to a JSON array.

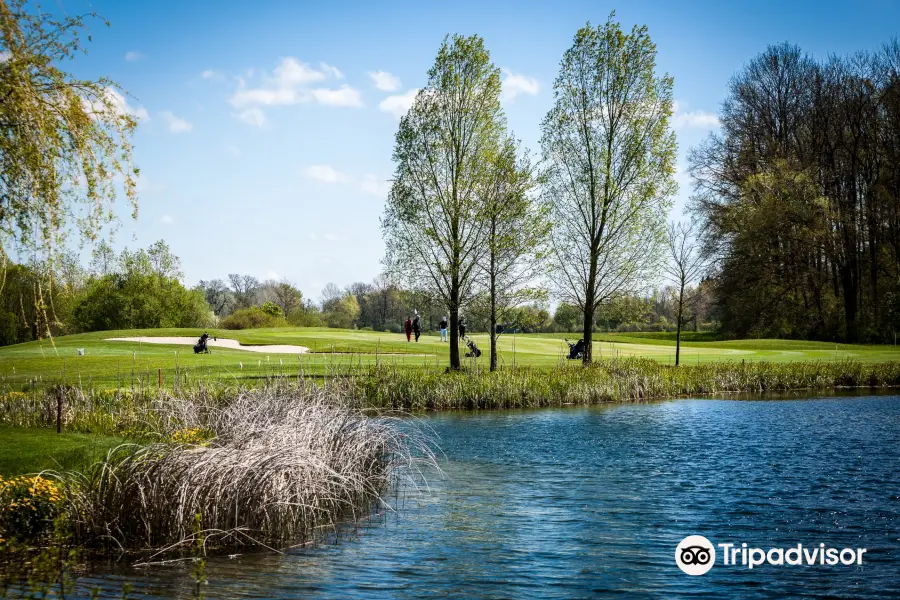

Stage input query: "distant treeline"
[
  {"left": 0, "top": 241, "right": 717, "bottom": 346},
  {"left": 692, "top": 41, "right": 900, "bottom": 342}
]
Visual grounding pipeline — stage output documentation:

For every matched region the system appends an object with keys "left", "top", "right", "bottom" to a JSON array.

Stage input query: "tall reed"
[{"left": 61, "top": 384, "right": 435, "bottom": 550}]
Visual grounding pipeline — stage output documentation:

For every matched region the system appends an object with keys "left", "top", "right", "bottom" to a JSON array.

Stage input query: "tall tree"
[
  {"left": 228, "top": 274, "right": 259, "bottom": 309},
  {"left": 540, "top": 15, "right": 677, "bottom": 363},
  {"left": 382, "top": 34, "right": 504, "bottom": 369},
  {"left": 197, "top": 279, "right": 232, "bottom": 316},
  {"left": 272, "top": 280, "right": 302, "bottom": 317},
  {"left": 663, "top": 220, "right": 707, "bottom": 365},
  {"left": 475, "top": 137, "right": 547, "bottom": 371},
  {"left": 0, "top": 0, "right": 139, "bottom": 282},
  {"left": 690, "top": 41, "right": 900, "bottom": 342}
]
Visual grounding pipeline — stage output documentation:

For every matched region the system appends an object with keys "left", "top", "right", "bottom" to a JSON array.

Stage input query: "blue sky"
[{"left": 58, "top": 0, "right": 900, "bottom": 299}]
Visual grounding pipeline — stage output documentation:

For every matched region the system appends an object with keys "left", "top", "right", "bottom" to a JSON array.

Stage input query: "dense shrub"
[
  {"left": 260, "top": 301, "right": 283, "bottom": 317},
  {"left": 72, "top": 273, "right": 212, "bottom": 331},
  {"left": 221, "top": 306, "right": 286, "bottom": 330},
  {"left": 287, "top": 306, "right": 325, "bottom": 327}
]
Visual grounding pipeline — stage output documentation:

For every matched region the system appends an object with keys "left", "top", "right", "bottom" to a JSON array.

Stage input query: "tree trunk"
[
  {"left": 675, "top": 280, "right": 685, "bottom": 366},
  {"left": 489, "top": 248, "right": 498, "bottom": 371},
  {"left": 449, "top": 286, "right": 460, "bottom": 370},
  {"left": 582, "top": 302, "right": 594, "bottom": 365},
  {"left": 582, "top": 251, "right": 598, "bottom": 365},
  {"left": 490, "top": 274, "right": 497, "bottom": 372}
]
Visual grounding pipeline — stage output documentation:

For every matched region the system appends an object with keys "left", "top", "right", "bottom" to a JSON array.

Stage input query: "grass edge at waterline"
[{"left": 351, "top": 358, "right": 900, "bottom": 410}]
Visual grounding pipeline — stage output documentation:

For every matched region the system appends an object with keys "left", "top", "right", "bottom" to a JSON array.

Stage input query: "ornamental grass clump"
[{"left": 66, "top": 384, "right": 434, "bottom": 550}]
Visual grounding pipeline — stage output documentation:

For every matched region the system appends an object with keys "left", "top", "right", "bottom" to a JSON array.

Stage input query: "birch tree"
[
  {"left": 540, "top": 15, "right": 677, "bottom": 363},
  {"left": 382, "top": 34, "right": 504, "bottom": 369}
]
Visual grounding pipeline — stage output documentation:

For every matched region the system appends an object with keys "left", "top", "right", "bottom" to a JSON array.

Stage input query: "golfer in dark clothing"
[
  {"left": 404, "top": 317, "right": 412, "bottom": 342},
  {"left": 412, "top": 312, "right": 421, "bottom": 342},
  {"left": 459, "top": 317, "right": 466, "bottom": 340}
]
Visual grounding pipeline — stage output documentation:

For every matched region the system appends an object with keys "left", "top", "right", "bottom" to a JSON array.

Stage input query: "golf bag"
[
  {"left": 565, "top": 338, "right": 585, "bottom": 360},
  {"left": 193, "top": 333, "right": 211, "bottom": 354},
  {"left": 464, "top": 337, "right": 482, "bottom": 358}
]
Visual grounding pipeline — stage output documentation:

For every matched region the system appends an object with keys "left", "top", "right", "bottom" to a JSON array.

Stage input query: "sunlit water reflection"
[{"left": 78, "top": 396, "right": 899, "bottom": 598}]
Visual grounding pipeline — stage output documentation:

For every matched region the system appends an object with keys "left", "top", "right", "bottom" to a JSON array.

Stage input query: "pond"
[{"left": 80, "top": 395, "right": 899, "bottom": 598}]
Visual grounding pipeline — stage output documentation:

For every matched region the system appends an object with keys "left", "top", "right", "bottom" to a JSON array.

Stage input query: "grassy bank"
[
  {"left": 3, "top": 359, "right": 898, "bottom": 429},
  {"left": 0, "top": 384, "right": 434, "bottom": 554},
  {"left": 353, "top": 359, "right": 900, "bottom": 410},
  {"left": 0, "top": 428, "right": 126, "bottom": 477}
]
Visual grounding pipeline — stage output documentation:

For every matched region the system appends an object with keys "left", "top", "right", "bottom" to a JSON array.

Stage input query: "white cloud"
[
  {"left": 305, "top": 165, "right": 347, "bottom": 184},
  {"left": 234, "top": 108, "right": 266, "bottom": 127},
  {"left": 87, "top": 88, "right": 149, "bottom": 122},
  {"left": 305, "top": 166, "right": 390, "bottom": 197},
  {"left": 0, "top": 51, "right": 10, "bottom": 63},
  {"left": 308, "top": 85, "right": 363, "bottom": 107},
  {"left": 358, "top": 174, "right": 391, "bottom": 197},
  {"left": 369, "top": 70, "right": 401, "bottom": 92},
  {"left": 379, "top": 88, "right": 418, "bottom": 119},
  {"left": 224, "top": 145, "right": 241, "bottom": 158},
  {"left": 124, "top": 51, "right": 143, "bottom": 62},
  {"left": 672, "top": 101, "right": 720, "bottom": 129},
  {"left": 200, "top": 69, "right": 224, "bottom": 80},
  {"left": 160, "top": 214, "right": 175, "bottom": 225},
  {"left": 320, "top": 63, "right": 344, "bottom": 79},
  {"left": 309, "top": 233, "right": 318, "bottom": 242},
  {"left": 322, "top": 233, "right": 339, "bottom": 242},
  {"left": 274, "top": 57, "right": 327, "bottom": 87},
  {"left": 229, "top": 57, "right": 360, "bottom": 111},
  {"left": 160, "top": 111, "right": 193, "bottom": 133},
  {"left": 266, "top": 270, "right": 281, "bottom": 280},
  {"left": 501, "top": 69, "right": 540, "bottom": 102}
]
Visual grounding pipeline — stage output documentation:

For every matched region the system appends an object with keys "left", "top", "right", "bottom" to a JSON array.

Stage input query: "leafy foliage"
[
  {"left": 0, "top": 0, "right": 139, "bottom": 268},
  {"left": 383, "top": 34, "right": 505, "bottom": 368},
  {"left": 540, "top": 14, "right": 677, "bottom": 361}
]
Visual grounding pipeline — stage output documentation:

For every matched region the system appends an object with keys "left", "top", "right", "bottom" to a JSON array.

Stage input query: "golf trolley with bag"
[
  {"left": 464, "top": 336, "right": 482, "bottom": 358},
  {"left": 564, "top": 338, "right": 586, "bottom": 360},
  {"left": 193, "top": 332, "right": 215, "bottom": 354}
]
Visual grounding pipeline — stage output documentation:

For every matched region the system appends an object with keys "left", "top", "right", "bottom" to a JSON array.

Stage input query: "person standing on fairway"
[
  {"left": 459, "top": 316, "right": 467, "bottom": 340},
  {"left": 404, "top": 316, "right": 412, "bottom": 342},
  {"left": 440, "top": 315, "right": 448, "bottom": 342},
  {"left": 412, "top": 310, "right": 421, "bottom": 342}
]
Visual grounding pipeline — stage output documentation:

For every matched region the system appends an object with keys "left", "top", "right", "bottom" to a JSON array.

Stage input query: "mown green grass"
[
  {"left": 0, "top": 327, "right": 898, "bottom": 390},
  {"left": 0, "top": 427, "right": 126, "bottom": 476}
]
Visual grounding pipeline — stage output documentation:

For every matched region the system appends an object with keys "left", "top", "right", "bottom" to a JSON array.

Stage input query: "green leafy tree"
[
  {"left": 72, "top": 244, "right": 211, "bottom": 331},
  {"left": 553, "top": 302, "right": 581, "bottom": 332},
  {"left": 540, "top": 14, "right": 677, "bottom": 363},
  {"left": 475, "top": 137, "right": 548, "bottom": 370},
  {"left": 260, "top": 301, "right": 283, "bottom": 318},
  {"left": 383, "top": 34, "right": 504, "bottom": 369},
  {"left": 0, "top": 0, "right": 139, "bottom": 282},
  {"left": 271, "top": 280, "right": 302, "bottom": 316},
  {"left": 326, "top": 294, "right": 360, "bottom": 329}
]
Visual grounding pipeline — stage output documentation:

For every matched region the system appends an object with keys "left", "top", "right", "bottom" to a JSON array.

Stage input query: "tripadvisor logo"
[
  {"left": 675, "top": 536, "right": 868, "bottom": 575},
  {"left": 676, "top": 535, "right": 716, "bottom": 575}
]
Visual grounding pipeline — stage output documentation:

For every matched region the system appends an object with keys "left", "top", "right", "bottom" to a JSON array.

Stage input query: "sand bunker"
[{"left": 106, "top": 336, "right": 309, "bottom": 354}]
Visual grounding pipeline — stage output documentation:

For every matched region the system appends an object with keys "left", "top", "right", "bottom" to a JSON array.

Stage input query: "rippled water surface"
[{"left": 83, "top": 396, "right": 899, "bottom": 598}]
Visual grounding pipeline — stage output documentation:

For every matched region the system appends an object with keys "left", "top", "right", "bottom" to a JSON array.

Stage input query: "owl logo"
[{"left": 675, "top": 535, "right": 716, "bottom": 575}]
